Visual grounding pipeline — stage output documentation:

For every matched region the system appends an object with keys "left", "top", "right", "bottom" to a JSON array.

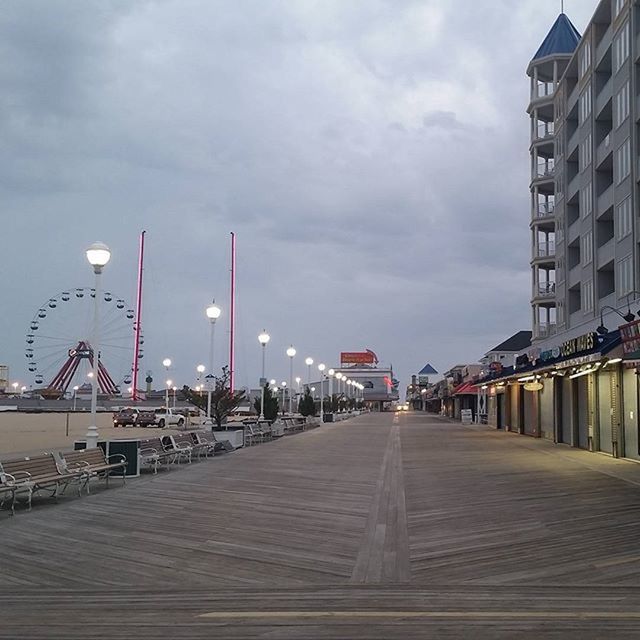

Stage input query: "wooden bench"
[
  {"left": 0, "top": 454, "right": 86, "bottom": 511},
  {"left": 138, "top": 437, "right": 176, "bottom": 473},
  {"left": 244, "top": 423, "right": 264, "bottom": 446},
  {"left": 0, "top": 473, "right": 17, "bottom": 515},
  {"left": 257, "top": 419, "right": 274, "bottom": 440},
  {"left": 61, "top": 448, "right": 127, "bottom": 494}
]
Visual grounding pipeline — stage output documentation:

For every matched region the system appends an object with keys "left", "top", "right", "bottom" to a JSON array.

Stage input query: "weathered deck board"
[{"left": 4, "top": 412, "right": 640, "bottom": 637}]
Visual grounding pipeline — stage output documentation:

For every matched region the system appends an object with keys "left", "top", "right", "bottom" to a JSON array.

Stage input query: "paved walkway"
[{"left": 3, "top": 413, "right": 640, "bottom": 638}]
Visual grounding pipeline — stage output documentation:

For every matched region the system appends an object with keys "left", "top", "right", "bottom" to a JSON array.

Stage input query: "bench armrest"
[
  {"left": 7, "top": 470, "right": 32, "bottom": 481},
  {"left": 139, "top": 447, "right": 159, "bottom": 456},
  {"left": 106, "top": 454, "right": 127, "bottom": 464}
]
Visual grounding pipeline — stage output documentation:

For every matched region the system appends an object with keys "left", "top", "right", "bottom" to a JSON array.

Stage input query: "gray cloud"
[{"left": 1, "top": 1, "right": 596, "bottom": 390}]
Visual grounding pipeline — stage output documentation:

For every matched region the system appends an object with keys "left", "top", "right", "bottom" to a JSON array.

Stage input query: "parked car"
[
  {"left": 151, "top": 407, "right": 186, "bottom": 428},
  {"left": 113, "top": 407, "right": 155, "bottom": 427}
]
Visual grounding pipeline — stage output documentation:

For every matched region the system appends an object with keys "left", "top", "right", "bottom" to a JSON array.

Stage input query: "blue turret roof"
[
  {"left": 533, "top": 13, "right": 581, "bottom": 61},
  {"left": 418, "top": 364, "right": 438, "bottom": 376}
]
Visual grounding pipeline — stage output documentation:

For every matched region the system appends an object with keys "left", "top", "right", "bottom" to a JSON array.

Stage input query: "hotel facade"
[{"left": 484, "top": 0, "right": 640, "bottom": 460}]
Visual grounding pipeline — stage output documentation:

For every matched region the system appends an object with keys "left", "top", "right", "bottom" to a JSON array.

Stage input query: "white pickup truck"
[{"left": 152, "top": 407, "right": 186, "bottom": 428}]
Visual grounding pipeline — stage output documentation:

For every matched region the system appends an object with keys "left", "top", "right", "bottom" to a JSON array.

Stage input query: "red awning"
[{"left": 453, "top": 382, "right": 480, "bottom": 395}]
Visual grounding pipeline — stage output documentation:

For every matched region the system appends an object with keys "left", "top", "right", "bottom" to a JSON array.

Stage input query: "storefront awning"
[{"left": 453, "top": 381, "right": 480, "bottom": 395}]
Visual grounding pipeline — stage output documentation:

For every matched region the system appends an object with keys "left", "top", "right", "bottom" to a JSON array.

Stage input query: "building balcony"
[
  {"left": 534, "top": 322, "right": 558, "bottom": 340},
  {"left": 532, "top": 282, "right": 557, "bottom": 305},
  {"left": 532, "top": 122, "right": 555, "bottom": 143},
  {"left": 533, "top": 241, "right": 556, "bottom": 262},
  {"left": 596, "top": 133, "right": 613, "bottom": 168}
]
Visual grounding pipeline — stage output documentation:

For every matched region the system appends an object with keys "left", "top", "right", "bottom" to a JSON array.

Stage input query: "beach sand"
[{"left": 0, "top": 412, "right": 200, "bottom": 458}]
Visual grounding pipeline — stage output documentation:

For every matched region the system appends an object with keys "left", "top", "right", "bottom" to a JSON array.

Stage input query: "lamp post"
[
  {"left": 335, "top": 372, "right": 343, "bottom": 410},
  {"left": 318, "top": 363, "right": 326, "bottom": 422},
  {"left": 328, "top": 369, "right": 334, "bottom": 412},
  {"left": 258, "top": 331, "right": 270, "bottom": 419},
  {"left": 286, "top": 346, "right": 296, "bottom": 414},
  {"left": 172, "top": 386, "right": 177, "bottom": 408},
  {"left": 205, "top": 302, "right": 221, "bottom": 420},
  {"left": 166, "top": 379, "right": 172, "bottom": 410},
  {"left": 281, "top": 381, "right": 287, "bottom": 415},
  {"left": 11, "top": 382, "right": 18, "bottom": 394},
  {"left": 305, "top": 357, "right": 314, "bottom": 385},
  {"left": 162, "top": 358, "right": 172, "bottom": 409},
  {"left": 85, "top": 241, "right": 111, "bottom": 449},
  {"left": 72, "top": 385, "right": 79, "bottom": 411}
]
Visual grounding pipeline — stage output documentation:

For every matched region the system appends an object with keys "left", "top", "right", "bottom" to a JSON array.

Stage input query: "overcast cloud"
[{"left": 0, "top": 1, "right": 595, "bottom": 390}]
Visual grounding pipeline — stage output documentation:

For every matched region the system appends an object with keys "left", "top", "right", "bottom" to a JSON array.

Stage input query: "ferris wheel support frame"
[{"left": 47, "top": 340, "right": 119, "bottom": 395}]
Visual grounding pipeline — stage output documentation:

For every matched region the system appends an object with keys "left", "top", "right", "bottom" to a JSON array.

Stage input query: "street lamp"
[
  {"left": 172, "top": 386, "right": 177, "bottom": 408},
  {"left": 85, "top": 241, "right": 111, "bottom": 448},
  {"left": 305, "top": 357, "right": 314, "bottom": 384},
  {"left": 205, "top": 302, "right": 221, "bottom": 421},
  {"left": 196, "top": 364, "right": 205, "bottom": 381},
  {"left": 11, "top": 382, "right": 18, "bottom": 394},
  {"left": 163, "top": 358, "right": 172, "bottom": 409},
  {"left": 281, "top": 381, "right": 287, "bottom": 415},
  {"left": 258, "top": 331, "right": 270, "bottom": 419},
  {"left": 286, "top": 346, "right": 296, "bottom": 414},
  {"left": 318, "top": 363, "right": 326, "bottom": 422},
  {"left": 72, "top": 385, "right": 79, "bottom": 411}
]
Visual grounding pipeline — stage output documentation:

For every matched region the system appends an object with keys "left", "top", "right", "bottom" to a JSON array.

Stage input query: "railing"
[
  {"left": 535, "top": 202, "right": 555, "bottom": 217},
  {"left": 536, "top": 160, "right": 555, "bottom": 178},
  {"left": 536, "top": 282, "right": 556, "bottom": 297},
  {"left": 535, "top": 82, "right": 555, "bottom": 98},
  {"left": 536, "top": 122, "right": 555, "bottom": 139},
  {"left": 536, "top": 323, "right": 558, "bottom": 339},
  {"left": 535, "top": 241, "right": 556, "bottom": 258}
]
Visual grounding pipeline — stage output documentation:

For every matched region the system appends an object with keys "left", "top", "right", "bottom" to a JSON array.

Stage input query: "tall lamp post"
[
  {"left": 281, "top": 381, "right": 287, "bottom": 415},
  {"left": 318, "top": 363, "right": 326, "bottom": 422},
  {"left": 258, "top": 331, "right": 270, "bottom": 419},
  {"left": 85, "top": 241, "right": 111, "bottom": 449},
  {"left": 205, "top": 302, "right": 221, "bottom": 420},
  {"left": 72, "top": 385, "right": 79, "bottom": 411},
  {"left": 286, "top": 346, "right": 296, "bottom": 414},
  {"left": 196, "top": 364, "right": 205, "bottom": 383},
  {"left": 305, "top": 357, "right": 314, "bottom": 385},
  {"left": 162, "top": 358, "right": 172, "bottom": 409},
  {"left": 295, "top": 376, "right": 301, "bottom": 413},
  {"left": 328, "top": 369, "right": 334, "bottom": 413}
]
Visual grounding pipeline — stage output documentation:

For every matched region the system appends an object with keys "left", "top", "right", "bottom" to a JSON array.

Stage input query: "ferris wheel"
[{"left": 25, "top": 288, "right": 143, "bottom": 395}]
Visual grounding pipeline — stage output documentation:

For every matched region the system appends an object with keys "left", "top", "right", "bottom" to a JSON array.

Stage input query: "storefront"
[{"left": 483, "top": 330, "right": 626, "bottom": 456}]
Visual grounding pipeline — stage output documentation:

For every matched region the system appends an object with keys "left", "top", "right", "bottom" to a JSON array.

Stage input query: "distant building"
[{"left": 481, "top": 331, "right": 532, "bottom": 368}]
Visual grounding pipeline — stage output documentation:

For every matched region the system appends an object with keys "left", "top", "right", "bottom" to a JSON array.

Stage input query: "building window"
[
  {"left": 615, "top": 81, "right": 630, "bottom": 128},
  {"left": 580, "top": 183, "right": 593, "bottom": 218},
  {"left": 616, "top": 196, "right": 632, "bottom": 239},
  {"left": 579, "top": 41, "right": 591, "bottom": 79},
  {"left": 581, "top": 231, "right": 593, "bottom": 266},
  {"left": 615, "top": 0, "right": 626, "bottom": 19},
  {"left": 582, "top": 279, "right": 594, "bottom": 312},
  {"left": 580, "top": 133, "right": 592, "bottom": 171},
  {"left": 615, "top": 138, "right": 631, "bottom": 183},
  {"left": 614, "top": 21, "right": 630, "bottom": 73},
  {"left": 618, "top": 255, "right": 634, "bottom": 296},
  {"left": 579, "top": 83, "right": 592, "bottom": 123}
]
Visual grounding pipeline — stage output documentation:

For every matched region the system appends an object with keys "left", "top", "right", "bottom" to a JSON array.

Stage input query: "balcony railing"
[
  {"left": 535, "top": 82, "right": 555, "bottom": 99},
  {"left": 535, "top": 122, "right": 555, "bottom": 140},
  {"left": 536, "top": 160, "right": 555, "bottom": 178},
  {"left": 535, "top": 202, "right": 555, "bottom": 218},
  {"left": 535, "top": 282, "right": 556, "bottom": 297},
  {"left": 535, "top": 241, "right": 556, "bottom": 258},
  {"left": 536, "top": 322, "right": 557, "bottom": 339}
]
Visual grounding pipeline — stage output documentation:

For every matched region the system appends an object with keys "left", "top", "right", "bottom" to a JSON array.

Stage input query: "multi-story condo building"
[
  {"left": 530, "top": 0, "right": 637, "bottom": 345},
  {"left": 482, "top": 1, "right": 640, "bottom": 461}
]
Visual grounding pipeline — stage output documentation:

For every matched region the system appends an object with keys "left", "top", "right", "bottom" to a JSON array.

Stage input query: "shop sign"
[
  {"left": 341, "top": 351, "right": 376, "bottom": 365},
  {"left": 539, "top": 346, "right": 561, "bottom": 362},
  {"left": 524, "top": 381, "right": 543, "bottom": 392},
  {"left": 620, "top": 319, "right": 640, "bottom": 355},
  {"left": 560, "top": 332, "right": 597, "bottom": 358}
]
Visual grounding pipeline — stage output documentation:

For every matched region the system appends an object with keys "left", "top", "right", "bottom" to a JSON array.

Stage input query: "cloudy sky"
[{"left": 1, "top": 0, "right": 596, "bottom": 392}]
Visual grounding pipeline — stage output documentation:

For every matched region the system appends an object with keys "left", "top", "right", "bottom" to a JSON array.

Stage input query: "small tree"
[
  {"left": 183, "top": 366, "right": 245, "bottom": 428},
  {"left": 253, "top": 384, "right": 279, "bottom": 421},
  {"left": 298, "top": 386, "right": 316, "bottom": 417}
]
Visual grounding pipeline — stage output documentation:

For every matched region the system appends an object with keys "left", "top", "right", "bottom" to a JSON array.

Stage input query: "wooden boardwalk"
[{"left": 3, "top": 412, "right": 640, "bottom": 638}]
